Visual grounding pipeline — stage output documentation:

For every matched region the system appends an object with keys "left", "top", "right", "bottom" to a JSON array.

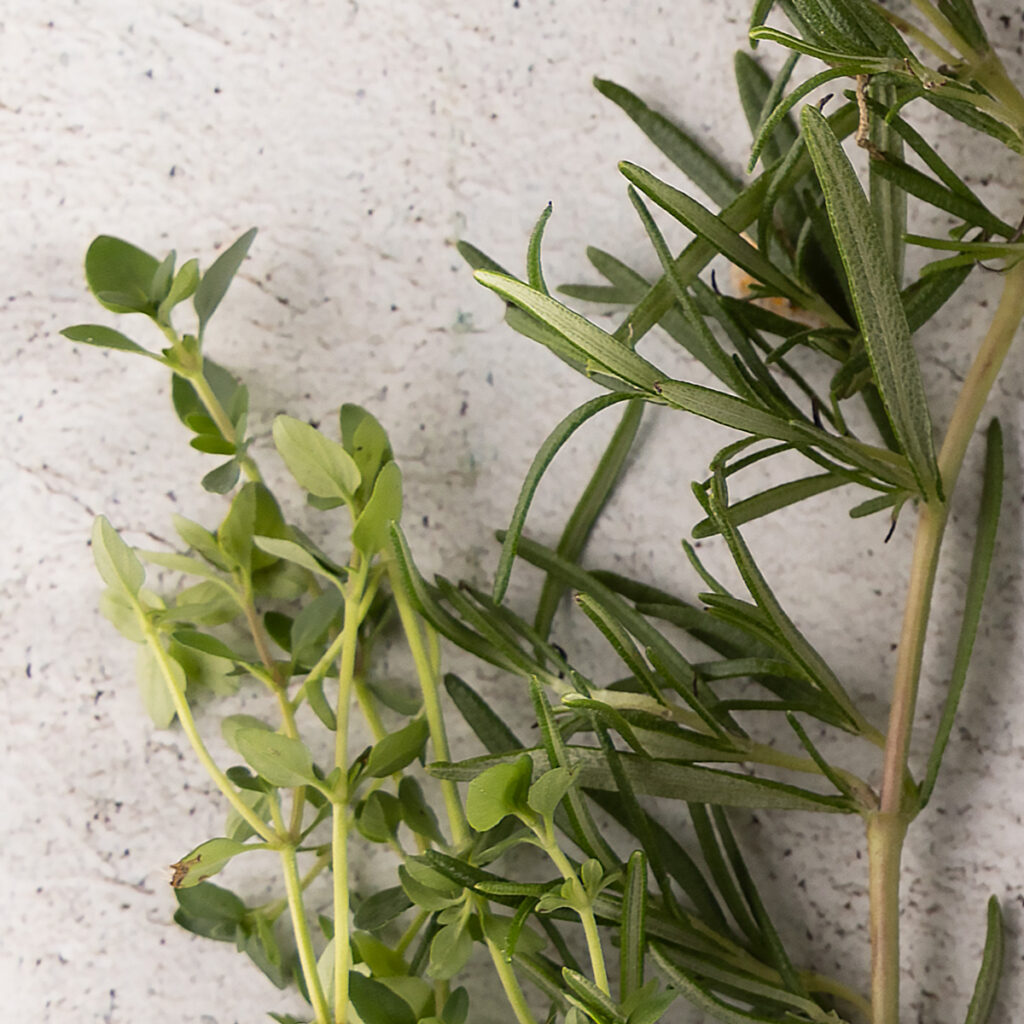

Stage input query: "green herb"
[{"left": 66, "top": 3, "right": 1024, "bottom": 1023}]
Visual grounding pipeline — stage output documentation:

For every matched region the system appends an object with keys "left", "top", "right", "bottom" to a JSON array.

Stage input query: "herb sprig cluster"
[{"left": 65, "top": 1, "right": 1024, "bottom": 1022}]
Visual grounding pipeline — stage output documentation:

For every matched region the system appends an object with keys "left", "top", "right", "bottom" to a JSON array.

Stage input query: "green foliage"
[
  {"left": 84, "top": 235, "right": 161, "bottom": 315},
  {"left": 170, "top": 837, "right": 255, "bottom": 889},
  {"left": 194, "top": 227, "right": 257, "bottom": 335},
  {"left": 365, "top": 717, "right": 429, "bottom": 778},
  {"left": 235, "top": 728, "right": 317, "bottom": 788},
  {"left": 272, "top": 415, "right": 361, "bottom": 502},
  {"left": 67, "top": 5, "right": 1024, "bottom": 1023},
  {"left": 465, "top": 755, "right": 534, "bottom": 831},
  {"left": 92, "top": 515, "right": 145, "bottom": 596},
  {"left": 964, "top": 897, "right": 1005, "bottom": 1024}
]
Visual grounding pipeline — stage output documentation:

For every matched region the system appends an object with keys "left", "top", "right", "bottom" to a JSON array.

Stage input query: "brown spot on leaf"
[{"left": 169, "top": 854, "right": 201, "bottom": 888}]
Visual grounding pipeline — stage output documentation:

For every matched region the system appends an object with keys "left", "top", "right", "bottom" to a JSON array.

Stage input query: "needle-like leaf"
[
  {"left": 431, "top": 746, "right": 856, "bottom": 813},
  {"left": 963, "top": 897, "right": 1005, "bottom": 1024},
  {"left": 801, "top": 104, "right": 940, "bottom": 501},
  {"left": 919, "top": 419, "right": 1003, "bottom": 807},
  {"left": 595, "top": 78, "right": 741, "bottom": 209},
  {"left": 535, "top": 398, "right": 643, "bottom": 641},
  {"left": 493, "top": 392, "right": 634, "bottom": 605}
]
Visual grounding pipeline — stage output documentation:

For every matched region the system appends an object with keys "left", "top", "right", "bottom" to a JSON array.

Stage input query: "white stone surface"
[{"left": 6, "top": 1, "right": 1024, "bottom": 1022}]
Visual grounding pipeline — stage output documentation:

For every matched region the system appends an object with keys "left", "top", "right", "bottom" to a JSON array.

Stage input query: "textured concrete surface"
[{"left": 7, "top": 1, "right": 1024, "bottom": 1022}]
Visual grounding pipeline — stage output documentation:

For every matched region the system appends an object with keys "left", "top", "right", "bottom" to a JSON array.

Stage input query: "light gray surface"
[{"left": 6, "top": 2, "right": 1024, "bottom": 1021}]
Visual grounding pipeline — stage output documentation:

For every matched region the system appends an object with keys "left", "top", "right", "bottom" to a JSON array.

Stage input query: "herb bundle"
[{"left": 64, "top": 1, "right": 1024, "bottom": 1022}]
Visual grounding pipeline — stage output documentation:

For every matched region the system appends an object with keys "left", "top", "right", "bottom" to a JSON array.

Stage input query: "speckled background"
[{"left": 7, "top": 2, "right": 1024, "bottom": 1021}]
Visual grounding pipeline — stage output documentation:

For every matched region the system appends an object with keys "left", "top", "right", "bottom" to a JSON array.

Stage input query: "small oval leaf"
[
  {"left": 170, "top": 837, "right": 252, "bottom": 889},
  {"left": 235, "top": 728, "right": 316, "bottom": 788}
]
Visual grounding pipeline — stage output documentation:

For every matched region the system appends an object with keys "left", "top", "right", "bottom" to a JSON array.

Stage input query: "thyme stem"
[
  {"left": 389, "top": 564, "right": 470, "bottom": 847},
  {"left": 140, "top": 617, "right": 277, "bottom": 843},
  {"left": 281, "top": 844, "right": 330, "bottom": 1024},
  {"left": 542, "top": 823, "right": 610, "bottom": 995},
  {"left": 473, "top": 896, "right": 540, "bottom": 1024},
  {"left": 332, "top": 555, "right": 370, "bottom": 1024}
]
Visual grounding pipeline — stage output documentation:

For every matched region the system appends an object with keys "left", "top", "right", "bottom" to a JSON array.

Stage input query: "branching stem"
[
  {"left": 871, "top": 260, "right": 1024, "bottom": 1022},
  {"left": 541, "top": 823, "right": 610, "bottom": 995},
  {"left": 140, "top": 618, "right": 277, "bottom": 843},
  {"left": 156, "top": 324, "right": 263, "bottom": 481}
]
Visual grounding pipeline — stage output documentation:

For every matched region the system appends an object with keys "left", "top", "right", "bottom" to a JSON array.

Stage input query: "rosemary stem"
[
  {"left": 867, "top": 812, "right": 907, "bottom": 1024},
  {"left": 803, "top": 971, "right": 873, "bottom": 1022},
  {"left": 281, "top": 844, "right": 330, "bottom": 1024},
  {"left": 877, "top": 500, "right": 947, "bottom": 813},
  {"left": 868, "top": 2, "right": 957, "bottom": 65},
  {"left": 906, "top": 0, "right": 973, "bottom": 57},
  {"left": 871, "top": 260, "right": 1024, "bottom": 1022}
]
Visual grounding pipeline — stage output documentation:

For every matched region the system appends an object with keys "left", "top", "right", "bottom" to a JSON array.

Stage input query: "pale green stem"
[
  {"left": 240, "top": 590, "right": 284, "bottom": 688},
  {"left": 292, "top": 617, "right": 347, "bottom": 712},
  {"left": 867, "top": 813, "right": 907, "bottom": 1024},
  {"left": 908, "top": 0, "right": 1024, "bottom": 134},
  {"left": 183, "top": 360, "right": 263, "bottom": 483},
  {"left": 877, "top": 502, "right": 947, "bottom": 815},
  {"left": 542, "top": 823, "right": 610, "bottom": 995},
  {"left": 803, "top": 972, "right": 873, "bottom": 1023},
  {"left": 484, "top": 937, "right": 539, "bottom": 1024},
  {"left": 281, "top": 844, "right": 330, "bottom": 1024},
  {"left": 140, "top": 619, "right": 277, "bottom": 843},
  {"left": 972, "top": 55, "right": 1024, "bottom": 130},
  {"left": 744, "top": 739, "right": 873, "bottom": 802},
  {"left": 473, "top": 895, "right": 539, "bottom": 1024},
  {"left": 330, "top": 808, "right": 350, "bottom": 1024},
  {"left": 870, "top": 256, "right": 1024, "bottom": 1024},
  {"left": 262, "top": 851, "right": 331, "bottom": 923},
  {"left": 878, "top": 259, "right": 1024, "bottom": 815},
  {"left": 868, "top": 2, "right": 958, "bottom": 64},
  {"left": 331, "top": 556, "right": 370, "bottom": 1024},
  {"left": 906, "top": 0, "right": 974, "bottom": 57},
  {"left": 395, "top": 908, "right": 429, "bottom": 956},
  {"left": 189, "top": 370, "right": 239, "bottom": 445},
  {"left": 388, "top": 564, "right": 470, "bottom": 847},
  {"left": 354, "top": 674, "right": 387, "bottom": 741},
  {"left": 292, "top": 572, "right": 383, "bottom": 713},
  {"left": 239, "top": 588, "right": 308, "bottom": 838},
  {"left": 157, "top": 325, "right": 262, "bottom": 482},
  {"left": 267, "top": 791, "right": 288, "bottom": 835}
]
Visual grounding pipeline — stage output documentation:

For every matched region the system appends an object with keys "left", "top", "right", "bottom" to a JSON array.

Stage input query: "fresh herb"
[{"left": 66, "top": 2, "right": 1024, "bottom": 1022}]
